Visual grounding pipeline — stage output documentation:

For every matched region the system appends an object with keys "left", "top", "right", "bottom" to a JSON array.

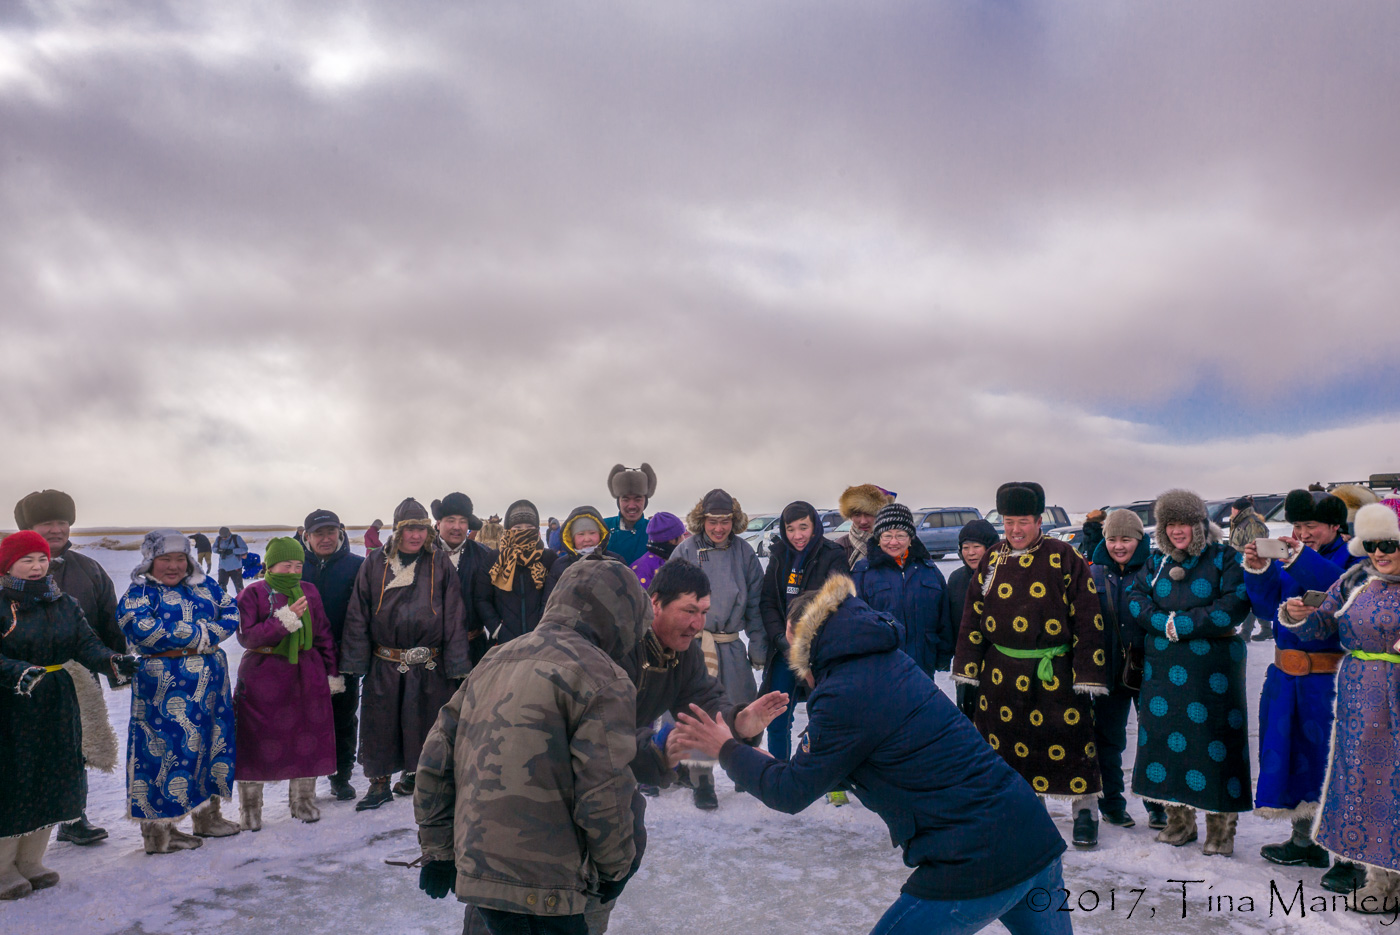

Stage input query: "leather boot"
[
  {"left": 1155, "top": 805, "right": 1198, "bottom": 846},
  {"left": 693, "top": 771, "right": 719, "bottom": 810},
  {"left": 1145, "top": 801, "right": 1168, "bottom": 830},
  {"left": 0, "top": 838, "right": 33, "bottom": 900},
  {"left": 239, "top": 781, "right": 264, "bottom": 832},
  {"left": 141, "top": 820, "right": 203, "bottom": 855},
  {"left": 328, "top": 768, "right": 357, "bottom": 802},
  {"left": 1261, "top": 818, "right": 1329, "bottom": 867},
  {"left": 392, "top": 771, "right": 416, "bottom": 796},
  {"left": 1321, "top": 860, "right": 1368, "bottom": 894},
  {"left": 356, "top": 777, "right": 394, "bottom": 812},
  {"left": 1202, "top": 812, "right": 1237, "bottom": 856},
  {"left": 1072, "top": 809, "right": 1099, "bottom": 848},
  {"left": 56, "top": 812, "right": 109, "bottom": 846},
  {"left": 289, "top": 778, "right": 321, "bottom": 823},
  {"left": 14, "top": 828, "right": 59, "bottom": 891},
  {"left": 1353, "top": 866, "right": 1400, "bottom": 913},
  {"left": 191, "top": 795, "right": 241, "bottom": 838}
]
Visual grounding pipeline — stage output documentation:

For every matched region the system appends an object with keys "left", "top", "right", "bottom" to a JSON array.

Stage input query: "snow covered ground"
[{"left": 2, "top": 541, "right": 1386, "bottom": 934}]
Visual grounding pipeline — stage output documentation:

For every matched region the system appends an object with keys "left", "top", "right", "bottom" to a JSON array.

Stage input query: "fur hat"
[
  {"left": 608, "top": 463, "right": 657, "bottom": 501},
  {"left": 0, "top": 530, "right": 51, "bottom": 574},
  {"left": 1103, "top": 509, "right": 1145, "bottom": 541},
  {"left": 871, "top": 503, "right": 917, "bottom": 542},
  {"left": 431, "top": 492, "right": 479, "bottom": 525},
  {"left": 14, "top": 489, "right": 76, "bottom": 530},
  {"left": 685, "top": 489, "right": 748, "bottom": 536},
  {"left": 392, "top": 498, "right": 433, "bottom": 529},
  {"left": 647, "top": 511, "right": 685, "bottom": 543},
  {"left": 1330, "top": 484, "right": 1380, "bottom": 522},
  {"left": 1283, "top": 489, "right": 1347, "bottom": 527},
  {"left": 995, "top": 482, "right": 1045, "bottom": 518},
  {"left": 131, "top": 528, "right": 200, "bottom": 584},
  {"left": 504, "top": 499, "right": 540, "bottom": 530},
  {"left": 1232, "top": 496, "right": 1254, "bottom": 512},
  {"left": 958, "top": 519, "right": 999, "bottom": 549},
  {"left": 1152, "top": 489, "right": 1213, "bottom": 562},
  {"left": 1084, "top": 508, "right": 1107, "bottom": 525},
  {"left": 839, "top": 484, "right": 894, "bottom": 519},
  {"left": 1350, "top": 502, "right": 1400, "bottom": 557}
]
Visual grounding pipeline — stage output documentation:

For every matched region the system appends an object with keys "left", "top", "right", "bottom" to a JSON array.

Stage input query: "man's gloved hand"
[
  {"left": 596, "top": 876, "right": 627, "bottom": 905},
  {"left": 112, "top": 654, "right": 141, "bottom": 678},
  {"left": 419, "top": 860, "right": 456, "bottom": 899}
]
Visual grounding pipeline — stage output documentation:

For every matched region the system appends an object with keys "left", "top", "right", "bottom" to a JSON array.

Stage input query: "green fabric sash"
[
  {"left": 993, "top": 643, "right": 1070, "bottom": 683},
  {"left": 265, "top": 572, "right": 314, "bottom": 664},
  {"left": 1350, "top": 649, "right": 1400, "bottom": 664}
]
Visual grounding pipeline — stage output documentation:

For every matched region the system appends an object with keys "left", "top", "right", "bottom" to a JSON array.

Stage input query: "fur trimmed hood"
[
  {"left": 560, "top": 505, "right": 611, "bottom": 557},
  {"left": 839, "top": 484, "right": 894, "bottom": 520},
  {"left": 1332, "top": 484, "right": 1380, "bottom": 522},
  {"left": 685, "top": 489, "right": 748, "bottom": 537},
  {"left": 788, "top": 574, "right": 902, "bottom": 684}
]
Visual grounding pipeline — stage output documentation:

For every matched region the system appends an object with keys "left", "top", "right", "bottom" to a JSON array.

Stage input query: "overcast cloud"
[{"left": 3, "top": 1, "right": 1398, "bottom": 527}]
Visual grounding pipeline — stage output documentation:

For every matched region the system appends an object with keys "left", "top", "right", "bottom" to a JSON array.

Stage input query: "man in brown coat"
[
  {"left": 340, "top": 498, "right": 469, "bottom": 810},
  {"left": 414, "top": 558, "right": 644, "bottom": 935}
]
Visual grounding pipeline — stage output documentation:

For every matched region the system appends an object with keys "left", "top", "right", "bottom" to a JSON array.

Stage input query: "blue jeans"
[
  {"left": 766, "top": 661, "right": 798, "bottom": 760},
  {"left": 869, "top": 857, "right": 1072, "bottom": 935}
]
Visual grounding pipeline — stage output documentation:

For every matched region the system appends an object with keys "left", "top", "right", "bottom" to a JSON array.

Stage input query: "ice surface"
[{"left": 0, "top": 544, "right": 1382, "bottom": 934}]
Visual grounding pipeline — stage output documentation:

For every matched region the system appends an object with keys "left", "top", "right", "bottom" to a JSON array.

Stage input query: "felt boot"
[
  {"left": 0, "top": 838, "right": 33, "bottom": 900},
  {"left": 239, "top": 782, "right": 264, "bottom": 832},
  {"left": 1155, "top": 805, "right": 1198, "bottom": 846},
  {"left": 1202, "top": 812, "right": 1237, "bottom": 856},
  {"left": 1353, "top": 866, "right": 1400, "bottom": 914},
  {"left": 191, "top": 796, "right": 241, "bottom": 838},
  {"left": 14, "top": 827, "right": 59, "bottom": 891},
  {"left": 289, "top": 778, "right": 320, "bottom": 823},
  {"left": 141, "top": 820, "right": 203, "bottom": 855}
]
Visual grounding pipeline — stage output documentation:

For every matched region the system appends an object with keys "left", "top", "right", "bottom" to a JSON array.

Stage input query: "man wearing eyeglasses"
[{"left": 1243, "top": 488, "right": 1364, "bottom": 893}]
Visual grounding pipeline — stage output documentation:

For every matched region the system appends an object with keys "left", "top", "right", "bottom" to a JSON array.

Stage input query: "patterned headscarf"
[{"left": 490, "top": 526, "right": 549, "bottom": 592}]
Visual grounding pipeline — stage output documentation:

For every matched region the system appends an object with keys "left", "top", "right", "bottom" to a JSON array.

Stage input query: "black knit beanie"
[{"left": 872, "top": 503, "right": 917, "bottom": 541}]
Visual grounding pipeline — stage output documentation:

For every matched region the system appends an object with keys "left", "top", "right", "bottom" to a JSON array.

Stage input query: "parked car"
[
  {"left": 1051, "top": 501, "right": 1155, "bottom": 554},
  {"left": 739, "top": 513, "right": 781, "bottom": 558},
  {"left": 1207, "top": 494, "right": 1286, "bottom": 527},
  {"left": 913, "top": 507, "right": 984, "bottom": 560},
  {"left": 985, "top": 505, "right": 1072, "bottom": 536}
]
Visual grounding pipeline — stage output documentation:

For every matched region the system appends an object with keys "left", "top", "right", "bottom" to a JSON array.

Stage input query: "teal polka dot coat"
[{"left": 1126, "top": 537, "right": 1253, "bottom": 812}]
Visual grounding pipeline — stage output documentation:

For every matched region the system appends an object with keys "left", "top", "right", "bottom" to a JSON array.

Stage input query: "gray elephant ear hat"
[
  {"left": 131, "top": 528, "right": 202, "bottom": 585},
  {"left": 608, "top": 463, "right": 657, "bottom": 501}
]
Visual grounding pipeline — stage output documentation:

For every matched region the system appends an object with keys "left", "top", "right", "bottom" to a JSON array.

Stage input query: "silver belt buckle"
[{"left": 404, "top": 646, "right": 433, "bottom": 670}]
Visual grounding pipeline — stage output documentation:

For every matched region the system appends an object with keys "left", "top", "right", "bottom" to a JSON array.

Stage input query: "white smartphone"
[{"left": 1255, "top": 538, "right": 1291, "bottom": 560}]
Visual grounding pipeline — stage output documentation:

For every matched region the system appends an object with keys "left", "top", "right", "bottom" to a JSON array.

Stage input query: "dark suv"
[{"left": 914, "top": 507, "right": 984, "bottom": 560}]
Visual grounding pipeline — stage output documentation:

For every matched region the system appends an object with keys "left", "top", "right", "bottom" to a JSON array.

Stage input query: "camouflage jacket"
[{"left": 415, "top": 558, "right": 648, "bottom": 916}]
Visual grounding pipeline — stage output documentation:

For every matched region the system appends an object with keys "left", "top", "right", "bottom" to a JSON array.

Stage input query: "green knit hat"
[{"left": 264, "top": 536, "right": 304, "bottom": 570}]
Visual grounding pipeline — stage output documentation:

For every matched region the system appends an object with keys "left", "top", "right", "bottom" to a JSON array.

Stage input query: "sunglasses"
[{"left": 1363, "top": 540, "right": 1400, "bottom": 555}]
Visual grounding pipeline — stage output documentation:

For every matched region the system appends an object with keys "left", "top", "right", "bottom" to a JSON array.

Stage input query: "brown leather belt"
[
  {"left": 374, "top": 645, "right": 439, "bottom": 672},
  {"left": 1274, "top": 648, "right": 1345, "bottom": 677},
  {"left": 146, "top": 646, "right": 204, "bottom": 659}
]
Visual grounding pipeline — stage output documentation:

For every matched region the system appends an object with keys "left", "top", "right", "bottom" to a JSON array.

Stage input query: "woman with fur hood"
[
  {"left": 340, "top": 498, "right": 469, "bottom": 810},
  {"left": 669, "top": 488, "right": 766, "bottom": 810},
  {"left": 1126, "top": 490, "right": 1252, "bottom": 856},
  {"left": 118, "top": 529, "right": 242, "bottom": 854},
  {"left": 0, "top": 531, "right": 137, "bottom": 899},
  {"left": 1277, "top": 502, "right": 1400, "bottom": 913},
  {"left": 234, "top": 537, "right": 343, "bottom": 831}
]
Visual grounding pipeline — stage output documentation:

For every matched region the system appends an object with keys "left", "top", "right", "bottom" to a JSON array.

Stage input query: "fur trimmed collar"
[{"left": 788, "top": 575, "right": 856, "bottom": 683}]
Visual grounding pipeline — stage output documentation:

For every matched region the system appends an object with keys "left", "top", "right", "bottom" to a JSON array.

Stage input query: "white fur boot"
[
  {"left": 14, "top": 827, "right": 59, "bottom": 891},
  {"left": 0, "top": 837, "right": 33, "bottom": 900},
  {"left": 289, "top": 778, "right": 321, "bottom": 823},
  {"left": 140, "top": 819, "right": 203, "bottom": 855},
  {"left": 190, "top": 796, "right": 241, "bottom": 838},
  {"left": 1354, "top": 866, "right": 1400, "bottom": 914},
  {"left": 239, "top": 782, "right": 264, "bottom": 832}
]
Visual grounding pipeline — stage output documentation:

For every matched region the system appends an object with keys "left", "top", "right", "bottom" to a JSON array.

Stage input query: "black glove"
[
  {"left": 596, "top": 877, "right": 627, "bottom": 905},
  {"left": 112, "top": 655, "right": 141, "bottom": 678},
  {"left": 418, "top": 860, "right": 456, "bottom": 900}
]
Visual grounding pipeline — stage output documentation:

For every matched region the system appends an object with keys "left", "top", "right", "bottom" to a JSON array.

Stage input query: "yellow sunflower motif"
[
  {"left": 997, "top": 583, "right": 1014, "bottom": 600},
  {"left": 1016, "top": 675, "right": 1031, "bottom": 691},
  {"left": 1012, "top": 615, "right": 1030, "bottom": 632},
  {"left": 986, "top": 616, "right": 997, "bottom": 633},
  {"left": 1014, "top": 742, "right": 1029, "bottom": 758},
  {"left": 1063, "top": 574, "right": 1073, "bottom": 588},
  {"left": 1085, "top": 742, "right": 1097, "bottom": 757},
  {"left": 1029, "top": 709, "right": 1044, "bottom": 726},
  {"left": 963, "top": 662, "right": 979, "bottom": 678},
  {"left": 1093, "top": 613, "right": 1104, "bottom": 631},
  {"left": 989, "top": 733, "right": 1000, "bottom": 750},
  {"left": 1048, "top": 745, "right": 1066, "bottom": 761},
  {"left": 1086, "top": 578, "right": 1098, "bottom": 594},
  {"left": 1029, "top": 582, "right": 1047, "bottom": 599},
  {"left": 1043, "top": 676, "right": 1061, "bottom": 692},
  {"left": 1069, "top": 777, "right": 1088, "bottom": 794},
  {"left": 1049, "top": 553, "right": 1062, "bottom": 569},
  {"left": 1045, "top": 619, "right": 1062, "bottom": 635},
  {"left": 1093, "top": 649, "right": 1106, "bottom": 667},
  {"left": 1000, "top": 706, "right": 1013, "bottom": 722},
  {"left": 968, "top": 630, "right": 984, "bottom": 644},
  {"left": 1063, "top": 709, "right": 1080, "bottom": 725},
  {"left": 1019, "top": 554, "right": 1034, "bottom": 568},
  {"left": 990, "top": 668, "right": 1003, "bottom": 685},
  {"left": 973, "top": 601, "right": 984, "bottom": 615},
  {"left": 1032, "top": 776, "right": 1049, "bottom": 792},
  {"left": 978, "top": 695, "right": 988, "bottom": 711}
]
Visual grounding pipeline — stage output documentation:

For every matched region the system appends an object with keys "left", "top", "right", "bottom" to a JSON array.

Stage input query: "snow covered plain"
[{"left": 1, "top": 539, "right": 1385, "bottom": 934}]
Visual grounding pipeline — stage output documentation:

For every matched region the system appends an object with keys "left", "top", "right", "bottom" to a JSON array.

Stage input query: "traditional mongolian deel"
[
  {"left": 118, "top": 575, "right": 238, "bottom": 820},
  {"left": 0, "top": 583, "right": 125, "bottom": 838},
  {"left": 1126, "top": 518, "right": 1252, "bottom": 814},
  {"left": 1245, "top": 532, "right": 1358, "bottom": 817},
  {"left": 951, "top": 536, "right": 1107, "bottom": 798}
]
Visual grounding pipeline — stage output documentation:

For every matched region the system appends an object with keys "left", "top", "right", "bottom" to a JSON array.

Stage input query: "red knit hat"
[{"left": 0, "top": 530, "right": 52, "bottom": 575}]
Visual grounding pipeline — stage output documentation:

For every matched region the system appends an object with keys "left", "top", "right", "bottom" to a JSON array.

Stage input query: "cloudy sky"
[{"left": 3, "top": 1, "right": 1398, "bottom": 528}]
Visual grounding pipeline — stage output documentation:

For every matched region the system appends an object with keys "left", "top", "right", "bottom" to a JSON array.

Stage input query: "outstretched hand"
[
  {"left": 672, "top": 704, "right": 734, "bottom": 760},
  {"left": 733, "top": 691, "right": 790, "bottom": 740}
]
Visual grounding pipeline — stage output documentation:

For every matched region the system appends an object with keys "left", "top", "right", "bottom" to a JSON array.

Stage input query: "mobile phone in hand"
[
  {"left": 1255, "top": 538, "right": 1290, "bottom": 560},
  {"left": 1302, "top": 590, "right": 1328, "bottom": 608}
]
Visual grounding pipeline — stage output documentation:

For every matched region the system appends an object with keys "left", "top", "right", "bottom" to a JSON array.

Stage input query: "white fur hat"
[
  {"left": 1350, "top": 503, "right": 1400, "bottom": 557},
  {"left": 131, "top": 527, "right": 202, "bottom": 584}
]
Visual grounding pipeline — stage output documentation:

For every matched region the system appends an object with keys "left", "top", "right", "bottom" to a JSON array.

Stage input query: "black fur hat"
[
  {"left": 432, "top": 492, "right": 478, "bottom": 525},
  {"left": 14, "top": 489, "right": 76, "bottom": 529},
  {"left": 995, "top": 482, "right": 1045, "bottom": 518},
  {"left": 1283, "top": 489, "right": 1347, "bottom": 527}
]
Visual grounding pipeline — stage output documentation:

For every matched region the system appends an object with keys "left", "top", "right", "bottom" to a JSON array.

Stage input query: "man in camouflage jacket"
[{"left": 414, "top": 557, "right": 647, "bottom": 935}]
